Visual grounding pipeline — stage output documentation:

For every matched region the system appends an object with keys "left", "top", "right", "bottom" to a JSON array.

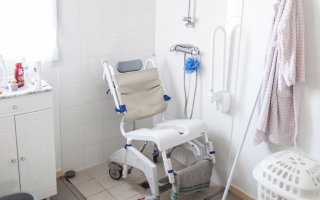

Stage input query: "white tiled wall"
[
  {"left": 57, "top": 0, "right": 156, "bottom": 173},
  {"left": 57, "top": 0, "right": 243, "bottom": 179},
  {"left": 154, "top": 0, "right": 243, "bottom": 186}
]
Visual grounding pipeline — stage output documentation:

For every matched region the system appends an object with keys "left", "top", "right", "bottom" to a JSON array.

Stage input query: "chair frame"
[{"left": 102, "top": 56, "right": 215, "bottom": 200}]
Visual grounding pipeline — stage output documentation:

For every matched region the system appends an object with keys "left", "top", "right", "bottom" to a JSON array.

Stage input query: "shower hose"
[
  {"left": 183, "top": 53, "right": 198, "bottom": 120},
  {"left": 166, "top": 53, "right": 199, "bottom": 158}
]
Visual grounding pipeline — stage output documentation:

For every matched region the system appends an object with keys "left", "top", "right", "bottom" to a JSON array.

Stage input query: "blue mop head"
[{"left": 184, "top": 56, "right": 200, "bottom": 74}]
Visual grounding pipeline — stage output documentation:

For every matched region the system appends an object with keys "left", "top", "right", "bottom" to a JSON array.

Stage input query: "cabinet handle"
[
  {"left": 21, "top": 157, "right": 26, "bottom": 161},
  {"left": 12, "top": 105, "right": 17, "bottom": 109},
  {"left": 12, "top": 159, "right": 16, "bottom": 163}
]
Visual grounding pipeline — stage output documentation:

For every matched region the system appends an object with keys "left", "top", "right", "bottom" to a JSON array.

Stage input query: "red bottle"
[{"left": 14, "top": 63, "right": 24, "bottom": 88}]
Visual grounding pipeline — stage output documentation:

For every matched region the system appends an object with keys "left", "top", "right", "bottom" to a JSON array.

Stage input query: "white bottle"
[
  {"left": 19, "top": 57, "right": 30, "bottom": 87},
  {"left": 0, "top": 55, "right": 8, "bottom": 89},
  {"left": 33, "top": 61, "right": 42, "bottom": 89}
]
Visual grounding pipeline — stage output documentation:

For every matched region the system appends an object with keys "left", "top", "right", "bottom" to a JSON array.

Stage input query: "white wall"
[
  {"left": 56, "top": 0, "right": 156, "bottom": 173},
  {"left": 154, "top": 0, "right": 243, "bottom": 186},
  {"left": 231, "top": 0, "right": 320, "bottom": 198},
  {"left": 49, "top": 66, "right": 63, "bottom": 172}
]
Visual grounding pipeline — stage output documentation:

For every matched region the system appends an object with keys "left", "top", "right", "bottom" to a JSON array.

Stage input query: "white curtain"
[{"left": 0, "top": 0, "right": 58, "bottom": 62}]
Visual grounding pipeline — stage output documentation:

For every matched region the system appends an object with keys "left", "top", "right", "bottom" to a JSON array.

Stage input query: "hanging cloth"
[{"left": 251, "top": 0, "right": 305, "bottom": 147}]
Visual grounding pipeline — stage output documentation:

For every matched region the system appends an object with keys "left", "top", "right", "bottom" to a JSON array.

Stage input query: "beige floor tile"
[
  {"left": 142, "top": 146, "right": 187, "bottom": 171},
  {"left": 130, "top": 174, "right": 172, "bottom": 197},
  {"left": 96, "top": 173, "right": 125, "bottom": 190},
  {"left": 68, "top": 169, "right": 94, "bottom": 185},
  {"left": 170, "top": 158, "right": 188, "bottom": 171},
  {"left": 88, "top": 162, "right": 109, "bottom": 178},
  {"left": 155, "top": 156, "right": 164, "bottom": 167},
  {"left": 124, "top": 168, "right": 145, "bottom": 182},
  {"left": 87, "top": 191, "right": 116, "bottom": 200},
  {"left": 143, "top": 190, "right": 171, "bottom": 200},
  {"left": 178, "top": 191, "right": 208, "bottom": 200},
  {"left": 107, "top": 183, "right": 140, "bottom": 200},
  {"left": 126, "top": 194, "right": 144, "bottom": 200},
  {"left": 142, "top": 147, "right": 186, "bottom": 178},
  {"left": 156, "top": 164, "right": 167, "bottom": 179},
  {"left": 142, "top": 145, "right": 153, "bottom": 156},
  {"left": 201, "top": 182, "right": 223, "bottom": 197},
  {"left": 143, "top": 145, "right": 164, "bottom": 167},
  {"left": 75, "top": 179, "right": 105, "bottom": 197},
  {"left": 129, "top": 177, "right": 151, "bottom": 194},
  {"left": 159, "top": 191, "right": 172, "bottom": 200}
]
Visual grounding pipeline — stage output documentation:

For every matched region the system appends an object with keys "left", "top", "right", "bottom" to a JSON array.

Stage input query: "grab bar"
[
  {"left": 210, "top": 25, "right": 227, "bottom": 93},
  {"left": 208, "top": 25, "right": 231, "bottom": 113}
]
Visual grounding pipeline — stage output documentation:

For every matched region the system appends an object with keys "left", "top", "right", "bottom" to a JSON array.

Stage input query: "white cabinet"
[
  {"left": 0, "top": 91, "right": 56, "bottom": 199},
  {"left": 0, "top": 117, "right": 20, "bottom": 196}
]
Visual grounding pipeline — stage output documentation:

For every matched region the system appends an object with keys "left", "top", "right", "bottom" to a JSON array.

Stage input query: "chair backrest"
[
  {"left": 116, "top": 59, "right": 142, "bottom": 73},
  {"left": 112, "top": 68, "right": 168, "bottom": 122}
]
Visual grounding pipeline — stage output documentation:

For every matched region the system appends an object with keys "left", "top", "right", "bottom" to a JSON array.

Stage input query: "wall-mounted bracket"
[
  {"left": 183, "top": 0, "right": 195, "bottom": 28},
  {"left": 183, "top": 17, "right": 194, "bottom": 28}
]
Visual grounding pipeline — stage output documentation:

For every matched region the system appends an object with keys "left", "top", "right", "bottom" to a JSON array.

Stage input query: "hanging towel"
[
  {"left": 158, "top": 155, "right": 213, "bottom": 200},
  {"left": 251, "top": 0, "right": 305, "bottom": 147}
]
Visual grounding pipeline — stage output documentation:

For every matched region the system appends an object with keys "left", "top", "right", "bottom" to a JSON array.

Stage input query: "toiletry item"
[
  {"left": 14, "top": 62, "right": 24, "bottom": 88},
  {"left": 5, "top": 84, "right": 11, "bottom": 93},
  {"left": 11, "top": 79, "right": 18, "bottom": 91},
  {"left": 41, "top": 79, "right": 49, "bottom": 87},
  {"left": 0, "top": 55, "right": 8, "bottom": 89},
  {"left": 19, "top": 57, "right": 30, "bottom": 86},
  {"left": 33, "top": 61, "right": 42, "bottom": 89}
]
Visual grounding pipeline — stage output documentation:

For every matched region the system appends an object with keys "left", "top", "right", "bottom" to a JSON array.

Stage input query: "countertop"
[{"left": 0, "top": 82, "right": 52, "bottom": 100}]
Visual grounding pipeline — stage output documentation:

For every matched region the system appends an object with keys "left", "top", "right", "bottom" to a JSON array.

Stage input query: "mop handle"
[{"left": 221, "top": 83, "right": 262, "bottom": 200}]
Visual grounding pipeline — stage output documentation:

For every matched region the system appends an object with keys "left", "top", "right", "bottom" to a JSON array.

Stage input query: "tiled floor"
[
  {"left": 67, "top": 146, "right": 242, "bottom": 200},
  {"left": 51, "top": 178, "right": 78, "bottom": 200}
]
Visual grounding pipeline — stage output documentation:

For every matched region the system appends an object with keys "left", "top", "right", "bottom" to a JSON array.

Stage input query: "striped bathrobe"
[{"left": 251, "top": 0, "right": 305, "bottom": 147}]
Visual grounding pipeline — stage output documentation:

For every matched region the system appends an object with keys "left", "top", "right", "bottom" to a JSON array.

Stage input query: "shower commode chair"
[{"left": 102, "top": 55, "right": 216, "bottom": 200}]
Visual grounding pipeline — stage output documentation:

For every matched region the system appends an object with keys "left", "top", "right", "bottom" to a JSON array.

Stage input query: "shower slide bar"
[{"left": 183, "top": 0, "right": 195, "bottom": 28}]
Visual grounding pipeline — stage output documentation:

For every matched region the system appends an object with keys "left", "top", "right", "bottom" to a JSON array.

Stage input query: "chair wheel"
[
  {"left": 153, "top": 153, "right": 159, "bottom": 163},
  {"left": 109, "top": 169, "right": 122, "bottom": 180}
]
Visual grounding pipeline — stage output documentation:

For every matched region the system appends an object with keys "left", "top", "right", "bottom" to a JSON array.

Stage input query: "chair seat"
[{"left": 125, "top": 119, "right": 208, "bottom": 151}]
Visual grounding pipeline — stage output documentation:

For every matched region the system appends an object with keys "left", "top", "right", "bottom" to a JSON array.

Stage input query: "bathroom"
[{"left": 0, "top": 0, "right": 319, "bottom": 200}]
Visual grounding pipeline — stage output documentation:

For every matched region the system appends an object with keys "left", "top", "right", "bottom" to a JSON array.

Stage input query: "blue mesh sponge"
[{"left": 184, "top": 56, "right": 200, "bottom": 74}]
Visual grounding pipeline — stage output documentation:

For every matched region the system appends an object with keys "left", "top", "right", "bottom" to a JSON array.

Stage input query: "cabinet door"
[
  {"left": 0, "top": 117, "right": 20, "bottom": 196},
  {"left": 15, "top": 109, "right": 56, "bottom": 194}
]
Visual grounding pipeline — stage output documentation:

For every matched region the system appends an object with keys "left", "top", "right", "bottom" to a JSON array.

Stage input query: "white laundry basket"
[{"left": 253, "top": 151, "right": 320, "bottom": 200}]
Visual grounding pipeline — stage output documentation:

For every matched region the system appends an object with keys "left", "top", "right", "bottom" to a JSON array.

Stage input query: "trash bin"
[{"left": 0, "top": 192, "right": 37, "bottom": 200}]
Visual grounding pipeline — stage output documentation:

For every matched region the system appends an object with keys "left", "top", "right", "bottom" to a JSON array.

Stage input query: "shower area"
[
  {"left": 154, "top": 0, "right": 243, "bottom": 187},
  {"left": 57, "top": 0, "right": 245, "bottom": 199}
]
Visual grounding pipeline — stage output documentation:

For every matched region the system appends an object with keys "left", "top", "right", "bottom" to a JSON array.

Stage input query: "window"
[{"left": 0, "top": 0, "right": 58, "bottom": 62}]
